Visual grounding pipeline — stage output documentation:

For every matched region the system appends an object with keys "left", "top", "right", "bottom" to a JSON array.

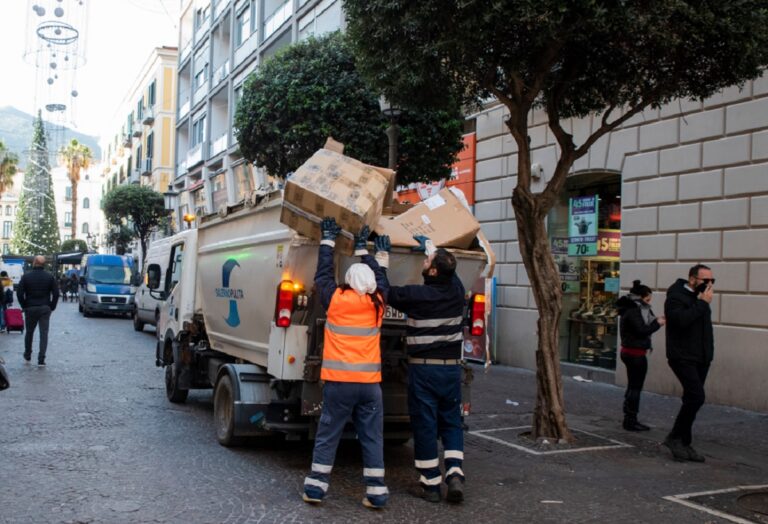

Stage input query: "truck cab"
[{"left": 78, "top": 254, "right": 137, "bottom": 317}]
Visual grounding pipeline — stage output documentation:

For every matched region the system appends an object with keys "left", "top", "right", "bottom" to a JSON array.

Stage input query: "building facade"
[
  {"left": 52, "top": 165, "right": 105, "bottom": 250},
  {"left": 471, "top": 78, "right": 768, "bottom": 413},
  {"left": 172, "top": 0, "right": 343, "bottom": 223},
  {"left": 0, "top": 171, "right": 24, "bottom": 255}
]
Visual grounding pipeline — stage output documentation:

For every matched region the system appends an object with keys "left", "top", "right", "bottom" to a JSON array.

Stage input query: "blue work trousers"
[
  {"left": 408, "top": 364, "right": 465, "bottom": 492},
  {"left": 304, "top": 381, "right": 388, "bottom": 507}
]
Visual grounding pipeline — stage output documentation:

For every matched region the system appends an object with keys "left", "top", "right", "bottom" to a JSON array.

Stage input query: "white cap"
[{"left": 345, "top": 263, "right": 377, "bottom": 296}]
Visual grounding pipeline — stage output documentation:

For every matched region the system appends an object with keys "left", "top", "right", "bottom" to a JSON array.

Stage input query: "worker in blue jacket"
[{"left": 387, "top": 236, "right": 467, "bottom": 504}]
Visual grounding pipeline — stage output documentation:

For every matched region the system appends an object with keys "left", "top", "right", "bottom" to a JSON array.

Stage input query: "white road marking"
[
  {"left": 468, "top": 426, "right": 632, "bottom": 455},
  {"left": 663, "top": 484, "right": 768, "bottom": 524}
]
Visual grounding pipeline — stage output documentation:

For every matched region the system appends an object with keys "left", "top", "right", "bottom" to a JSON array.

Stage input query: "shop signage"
[
  {"left": 568, "top": 195, "right": 599, "bottom": 256},
  {"left": 551, "top": 237, "right": 569, "bottom": 255},
  {"left": 597, "top": 229, "right": 621, "bottom": 258}
]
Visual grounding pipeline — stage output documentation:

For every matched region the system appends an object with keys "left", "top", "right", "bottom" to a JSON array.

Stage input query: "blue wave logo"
[{"left": 218, "top": 258, "right": 243, "bottom": 327}]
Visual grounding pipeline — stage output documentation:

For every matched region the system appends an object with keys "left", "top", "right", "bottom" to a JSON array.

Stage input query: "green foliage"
[
  {"left": 106, "top": 226, "right": 134, "bottom": 256},
  {"left": 0, "top": 139, "right": 19, "bottom": 195},
  {"left": 103, "top": 184, "right": 167, "bottom": 267},
  {"left": 61, "top": 239, "right": 88, "bottom": 253},
  {"left": 234, "top": 32, "right": 464, "bottom": 185},
  {"left": 12, "top": 112, "right": 60, "bottom": 255},
  {"left": 345, "top": 1, "right": 768, "bottom": 119}
]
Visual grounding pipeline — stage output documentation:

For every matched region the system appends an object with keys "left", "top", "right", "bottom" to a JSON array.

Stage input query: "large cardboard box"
[
  {"left": 375, "top": 188, "right": 480, "bottom": 250},
  {"left": 281, "top": 148, "right": 393, "bottom": 254}
]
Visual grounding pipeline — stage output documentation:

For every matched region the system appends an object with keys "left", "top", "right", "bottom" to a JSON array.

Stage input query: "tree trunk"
[
  {"left": 71, "top": 179, "right": 78, "bottom": 240},
  {"left": 139, "top": 234, "right": 147, "bottom": 275}
]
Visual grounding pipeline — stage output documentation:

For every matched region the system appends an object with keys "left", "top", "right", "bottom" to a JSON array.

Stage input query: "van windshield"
[{"left": 88, "top": 265, "right": 133, "bottom": 285}]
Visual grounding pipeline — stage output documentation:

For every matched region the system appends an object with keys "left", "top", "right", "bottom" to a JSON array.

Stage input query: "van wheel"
[
  {"left": 214, "top": 374, "right": 242, "bottom": 447},
  {"left": 78, "top": 303, "right": 83, "bottom": 313},
  {"left": 165, "top": 361, "right": 189, "bottom": 404},
  {"left": 83, "top": 308, "right": 91, "bottom": 318},
  {"left": 133, "top": 311, "right": 145, "bottom": 332}
]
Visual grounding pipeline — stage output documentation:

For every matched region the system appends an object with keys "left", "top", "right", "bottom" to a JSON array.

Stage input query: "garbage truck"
[{"left": 147, "top": 189, "right": 493, "bottom": 445}]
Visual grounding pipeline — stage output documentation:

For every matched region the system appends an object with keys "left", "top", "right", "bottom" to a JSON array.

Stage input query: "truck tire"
[
  {"left": 165, "top": 360, "right": 189, "bottom": 404},
  {"left": 132, "top": 310, "right": 145, "bottom": 332},
  {"left": 214, "top": 374, "right": 242, "bottom": 447}
]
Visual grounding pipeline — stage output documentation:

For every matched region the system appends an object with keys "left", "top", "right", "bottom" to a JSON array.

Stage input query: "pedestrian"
[
  {"left": 17, "top": 255, "right": 59, "bottom": 366},
  {"left": 0, "top": 270, "right": 12, "bottom": 332},
  {"left": 59, "top": 273, "right": 69, "bottom": 302},
  {"left": 302, "top": 218, "right": 391, "bottom": 510},
  {"left": 387, "top": 236, "right": 466, "bottom": 504},
  {"left": 662, "top": 264, "right": 715, "bottom": 462},
  {"left": 616, "top": 280, "right": 665, "bottom": 432},
  {"left": 68, "top": 273, "right": 79, "bottom": 301}
]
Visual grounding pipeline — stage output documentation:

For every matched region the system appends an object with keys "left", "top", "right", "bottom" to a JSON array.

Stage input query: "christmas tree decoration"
[{"left": 12, "top": 111, "right": 61, "bottom": 255}]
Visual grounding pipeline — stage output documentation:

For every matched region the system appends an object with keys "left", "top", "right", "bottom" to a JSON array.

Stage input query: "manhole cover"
[{"left": 737, "top": 491, "right": 768, "bottom": 516}]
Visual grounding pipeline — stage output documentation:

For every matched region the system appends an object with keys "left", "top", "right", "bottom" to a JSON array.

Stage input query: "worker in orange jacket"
[{"left": 303, "top": 217, "right": 391, "bottom": 509}]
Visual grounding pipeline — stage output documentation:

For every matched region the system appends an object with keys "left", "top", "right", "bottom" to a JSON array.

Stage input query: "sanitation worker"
[
  {"left": 303, "top": 217, "right": 391, "bottom": 509},
  {"left": 387, "top": 236, "right": 467, "bottom": 504}
]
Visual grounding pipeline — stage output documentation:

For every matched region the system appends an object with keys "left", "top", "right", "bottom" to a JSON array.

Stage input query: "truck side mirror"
[{"left": 147, "top": 264, "right": 161, "bottom": 290}]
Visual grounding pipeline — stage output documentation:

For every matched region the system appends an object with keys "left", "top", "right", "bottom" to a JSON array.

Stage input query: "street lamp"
[
  {"left": 163, "top": 185, "right": 178, "bottom": 236},
  {"left": 379, "top": 95, "right": 402, "bottom": 173}
]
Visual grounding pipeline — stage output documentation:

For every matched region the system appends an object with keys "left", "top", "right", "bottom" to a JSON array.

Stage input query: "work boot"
[
  {"left": 362, "top": 497, "right": 385, "bottom": 510},
  {"left": 623, "top": 416, "right": 650, "bottom": 431},
  {"left": 302, "top": 493, "right": 323, "bottom": 505},
  {"left": 685, "top": 445, "right": 706, "bottom": 462},
  {"left": 409, "top": 485, "right": 440, "bottom": 503},
  {"left": 663, "top": 436, "right": 689, "bottom": 462},
  {"left": 446, "top": 477, "right": 464, "bottom": 503}
]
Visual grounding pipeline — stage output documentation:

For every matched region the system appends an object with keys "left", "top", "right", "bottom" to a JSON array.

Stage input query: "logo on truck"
[{"left": 216, "top": 258, "right": 244, "bottom": 327}]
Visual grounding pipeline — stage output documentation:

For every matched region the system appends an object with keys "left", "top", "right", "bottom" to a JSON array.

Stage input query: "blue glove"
[
  {"left": 320, "top": 217, "right": 341, "bottom": 241},
  {"left": 412, "top": 235, "right": 430, "bottom": 253},
  {"left": 354, "top": 225, "right": 370, "bottom": 252},
  {"left": 374, "top": 235, "right": 391, "bottom": 253}
]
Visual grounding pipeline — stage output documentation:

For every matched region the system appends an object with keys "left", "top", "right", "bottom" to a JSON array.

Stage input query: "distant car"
[
  {"left": 133, "top": 237, "right": 173, "bottom": 332},
  {"left": 78, "top": 254, "right": 138, "bottom": 318}
]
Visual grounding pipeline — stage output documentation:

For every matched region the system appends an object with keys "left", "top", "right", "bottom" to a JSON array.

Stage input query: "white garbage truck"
[{"left": 147, "top": 190, "right": 492, "bottom": 445}]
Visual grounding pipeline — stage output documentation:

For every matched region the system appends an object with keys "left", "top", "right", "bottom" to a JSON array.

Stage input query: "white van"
[
  {"left": 133, "top": 236, "right": 172, "bottom": 332},
  {"left": 0, "top": 261, "right": 25, "bottom": 287}
]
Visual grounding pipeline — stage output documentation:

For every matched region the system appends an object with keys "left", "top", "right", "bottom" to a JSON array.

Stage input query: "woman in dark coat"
[{"left": 617, "top": 280, "right": 665, "bottom": 431}]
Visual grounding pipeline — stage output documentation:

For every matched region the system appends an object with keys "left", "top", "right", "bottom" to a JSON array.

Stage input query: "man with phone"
[{"left": 663, "top": 264, "right": 715, "bottom": 462}]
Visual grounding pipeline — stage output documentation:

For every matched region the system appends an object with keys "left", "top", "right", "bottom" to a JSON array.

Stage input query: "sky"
[{"left": 0, "top": 0, "right": 180, "bottom": 139}]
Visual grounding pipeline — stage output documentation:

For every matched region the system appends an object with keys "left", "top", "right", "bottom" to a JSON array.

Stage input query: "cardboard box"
[
  {"left": 375, "top": 188, "right": 480, "bottom": 250},
  {"left": 281, "top": 148, "right": 392, "bottom": 254}
]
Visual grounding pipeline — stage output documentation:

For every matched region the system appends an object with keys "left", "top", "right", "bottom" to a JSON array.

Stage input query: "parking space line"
[
  {"left": 468, "top": 425, "right": 632, "bottom": 455},
  {"left": 663, "top": 484, "right": 768, "bottom": 524}
]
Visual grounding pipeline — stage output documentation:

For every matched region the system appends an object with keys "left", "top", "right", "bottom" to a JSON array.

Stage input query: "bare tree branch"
[{"left": 574, "top": 102, "right": 648, "bottom": 159}]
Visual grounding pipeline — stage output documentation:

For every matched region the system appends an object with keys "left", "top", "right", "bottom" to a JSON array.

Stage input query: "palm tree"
[
  {"left": 0, "top": 140, "right": 19, "bottom": 196},
  {"left": 59, "top": 139, "right": 93, "bottom": 238}
]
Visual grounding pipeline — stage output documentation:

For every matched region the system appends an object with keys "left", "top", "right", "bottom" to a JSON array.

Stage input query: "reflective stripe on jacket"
[{"left": 321, "top": 288, "right": 383, "bottom": 383}]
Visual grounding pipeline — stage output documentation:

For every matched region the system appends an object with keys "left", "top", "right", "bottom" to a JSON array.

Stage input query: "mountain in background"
[{"left": 0, "top": 106, "right": 101, "bottom": 169}]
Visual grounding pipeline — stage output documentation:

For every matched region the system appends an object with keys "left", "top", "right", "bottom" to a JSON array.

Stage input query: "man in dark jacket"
[
  {"left": 17, "top": 256, "right": 59, "bottom": 366},
  {"left": 663, "top": 263, "right": 715, "bottom": 462},
  {"left": 387, "top": 236, "right": 467, "bottom": 504}
]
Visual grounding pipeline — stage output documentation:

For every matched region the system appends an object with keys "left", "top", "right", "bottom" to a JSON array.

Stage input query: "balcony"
[
  {"left": 141, "top": 158, "right": 153, "bottom": 176},
  {"left": 193, "top": 80, "right": 209, "bottom": 107},
  {"left": 142, "top": 107, "right": 155, "bottom": 125},
  {"left": 210, "top": 133, "right": 228, "bottom": 157},
  {"left": 195, "top": 19, "right": 210, "bottom": 45},
  {"left": 214, "top": 0, "right": 230, "bottom": 20},
  {"left": 264, "top": 0, "right": 291, "bottom": 40},
  {"left": 176, "top": 160, "right": 188, "bottom": 178},
  {"left": 130, "top": 170, "right": 141, "bottom": 184},
  {"left": 122, "top": 134, "right": 132, "bottom": 147},
  {"left": 132, "top": 122, "right": 142, "bottom": 137},
  {"left": 179, "top": 95, "right": 191, "bottom": 119},
  {"left": 212, "top": 60, "right": 230, "bottom": 87},
  {"left": 180, "top": 40, "right": 192, "bottom": 63},
  {"left": 187, "top": 143, "right": 205, "bottom": 168}
]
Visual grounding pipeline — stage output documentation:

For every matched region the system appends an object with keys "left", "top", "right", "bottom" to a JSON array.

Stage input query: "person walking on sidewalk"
[
  {"left": 0, "top": 270, "right": 12, "bottom": 332},
  {"left": 302, "top": 218, "right": 391, "bottom": 510},
  {"left": 17, "top": 256, "right": 59, "bottom": 366},
  {"left": 663, "top": 264, "right": 715, "bottom": 462},
  {"left": 616, "top": 280, "right": 665, "bottom": 431},
  {"left": 387, "top": 236, "right": 467, "bottom": 504}
]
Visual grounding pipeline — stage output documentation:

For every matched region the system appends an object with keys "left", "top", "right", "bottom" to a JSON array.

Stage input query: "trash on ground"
[
  {"left": 572, "top": 375, "right": 593, "bottom": 382},
  {"left": 505, "top": 399, "right": 520, "bottom": 406}
]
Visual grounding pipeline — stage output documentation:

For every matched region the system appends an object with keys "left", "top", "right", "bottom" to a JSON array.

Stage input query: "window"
[
  {"left": 2, "top": 221, "right": 12, "bottom": 239},
  {"left": 136, "top": 146, "right": 142, "bottom": 171},
  {"left": 64, "top": 212, "right": 72, "bottom": 227},
  {"left": 193, "top": 65, "right": 209, "bottom": 91},
  {"left": 2, "top": 244, "right": 9, "bottom": 255},
  {"left": 193, "top": 45, "right": 209, "bottom": 91},
  {"left": 211, "top": 173, "right": 228, "bottom": 211},
  {"left": 64, "top": 234, "right": 72, "bottom": 241},
  {"left": 83, "top": 197, "right": 90, "bottom": 209},
  {"left": 4, "top": 205, "right": 10, "bottom": 216},
  {"left": 82, "top": 222, "right": 89, "bottom": 234},
  {"left": 193, "top": 186, "right": 207, "bottom": 216},
  {"left": 146, "top": 132, "right": 154, "bottom": 161},
  {"left": 148, "top": 80, "right": 156, "bottom": 107},
  {"left": 298, "top": 0, "right": 341, "bottom": 40},
  {"left": 65, "top": 186, "right": 73, "bottom": 201},
  {"left": 235, "top": 4, "right": 252, "bottom": 46},
  {"left": 195, "top": 5, "right": 210, "bottom": 29},
  {"left": 264, "top": 0, "right": 292, "bottom": 40},
  {"left": 192, "top": 115, "right": 206, "bottom": 146},
  {"left": 136, "top": 99, "right": 143, "bottom": 120},
  {"left": 233, "top": 162, "right": 254, "bottom": 201},
  {"left": 167, "top": 243, "right": 185, "bottom": 294}
]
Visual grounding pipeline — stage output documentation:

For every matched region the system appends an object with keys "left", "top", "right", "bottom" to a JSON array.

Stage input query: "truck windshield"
[{"left": 88, "top": 265, "right": 133, "bottom": 285}]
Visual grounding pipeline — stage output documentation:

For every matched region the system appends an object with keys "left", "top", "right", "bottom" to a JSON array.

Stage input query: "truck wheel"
[
  {"left": 133, "top": 311, "right": 145, "bottom": 332},
  {"left": 165, "top": 361, "right": 189, "bottom": 404},
  {"left": 214, "top": 374, "right": 242, "bottom": 447}
]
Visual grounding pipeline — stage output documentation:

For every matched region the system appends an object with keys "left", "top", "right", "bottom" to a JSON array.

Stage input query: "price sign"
[{"left": 568, "top": 195, "right": 599, "bottom": 256}]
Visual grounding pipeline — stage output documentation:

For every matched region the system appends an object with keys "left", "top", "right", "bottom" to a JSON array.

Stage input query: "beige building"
[
  {"left": 52, "top": 165, "right": 105, "bottom": 249},
  {"left": 471, "top": 77, "right": 768, "bottom": 413},
  {"left": 0, "top": 171, "right": 24, "bottom": 255}
]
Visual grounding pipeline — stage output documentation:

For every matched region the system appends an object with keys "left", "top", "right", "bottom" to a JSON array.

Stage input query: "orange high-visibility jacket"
[{"left": 321, "top": 288, "right": 383, "bottom": 383}]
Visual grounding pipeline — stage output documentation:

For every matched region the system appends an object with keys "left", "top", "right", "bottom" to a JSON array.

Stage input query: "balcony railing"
[
  {"left": 187, "top": 143, "right": 205, "bottom": 167},
  {"left": 264, "top": 0, "right": 292, "bottom": 40},
  {"left": 210, "top": 133, "right": 228, "bottom": 157},
  {"left": 141, "top": 158, "right": 153, "bottom": 175},
  {"left": 142, "top": 107, "right": 155, "bottom": 125},
  {"left": 130, "top": 170, "right": 141, "bottom": 184},
  {"left": 195, "top": 18, "right": 210, "bottom": 45},
  {"left": 213, "top": 0, "right": 230, "bottom": 20},
  {"left": 178, "top": 95, "right": 191, "bottom": 119},
  {"left": 193, "top": 80, "right": 209, "bottom": 106},
  {"left": 176, "top": 160, "right": 188, "bottom": 178},
  {"left": 180, "top": 40, "right": 192, "bottom": 63},
  {"left": 132, "top": 121, "right": 142, "bottom": 137},
  {"left": 212, "top": 60, "right": 230, "bottom": 87},
  {"left": 122, "top": 134, "right": 132, "bottom": 147}
]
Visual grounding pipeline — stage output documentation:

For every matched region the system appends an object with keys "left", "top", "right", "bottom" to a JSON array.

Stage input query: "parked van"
[
  {"left": 78, "top": 254, "right": 137, "bottom": 317},
  {"left": 133, "top": 237, "right": 172, "bottom": 332}
]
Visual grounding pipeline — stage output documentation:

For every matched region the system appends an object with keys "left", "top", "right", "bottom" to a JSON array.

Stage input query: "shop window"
[
  {"left": 547, "top": 171, "right": 622, "bottom": 370},
  {"left": 211, "top": 173, "right": 228, "bottom": 211},
  {"left": 232, "top": 161, "right": 253, "bottom": 201}
]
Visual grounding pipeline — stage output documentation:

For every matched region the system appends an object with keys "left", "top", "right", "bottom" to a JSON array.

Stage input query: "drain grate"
[{"left": 738, "top": 491, "right": 768, "bottom": 516}]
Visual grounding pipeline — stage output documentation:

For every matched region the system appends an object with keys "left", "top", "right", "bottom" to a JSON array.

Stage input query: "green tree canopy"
[
  {"left": 102, "top": 185, "right": 167, "bottom": 269},
  {"left": 106, "top": 225, "right": 134, "bottom": 256},
  {"left": 0, "top": 139, "right": 19, "bottom": 196},
  {"left": 345, "top": 0, "right": 768, "bottom": 441},
  {"left": 234, "top": 32, "right": 464, "bottom": 185},
  {"left": 61, "top": 239, "right": 88, "bottom": 253}
]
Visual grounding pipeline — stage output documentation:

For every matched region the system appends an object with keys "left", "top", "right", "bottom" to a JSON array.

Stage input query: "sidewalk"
[{"left": 462, "top": 362, "right": 768, "bottom": 523}]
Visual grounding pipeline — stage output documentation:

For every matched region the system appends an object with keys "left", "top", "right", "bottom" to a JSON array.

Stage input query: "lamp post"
[
  {"left": 379, "top": 95, "right": 402, "bottom": 173},
  {"left": 163, "top": 184, "right": 178, "bottom": 236}
]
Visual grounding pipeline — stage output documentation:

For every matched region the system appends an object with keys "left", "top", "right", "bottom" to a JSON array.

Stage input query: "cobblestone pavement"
[{"left": 1, "top": 301, "right": 767, "bottom": 523}]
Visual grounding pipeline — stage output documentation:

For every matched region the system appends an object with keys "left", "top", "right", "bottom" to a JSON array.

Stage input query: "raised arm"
[{"left": 314, "top": 217, "right": 341, "bottom": 311}]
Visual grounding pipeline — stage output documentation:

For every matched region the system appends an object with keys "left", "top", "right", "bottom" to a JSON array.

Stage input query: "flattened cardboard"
[
  {"left": 375, "top": 188, "right": 480, "bottom": 250},
  {"left": 281, "top": 148, "right": 391, "bottom": 254}
]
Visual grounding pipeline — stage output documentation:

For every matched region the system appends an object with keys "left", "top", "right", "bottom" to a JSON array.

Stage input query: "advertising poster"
[{"left": 568, "top": 195, "right": 599, "bottom": 256}]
